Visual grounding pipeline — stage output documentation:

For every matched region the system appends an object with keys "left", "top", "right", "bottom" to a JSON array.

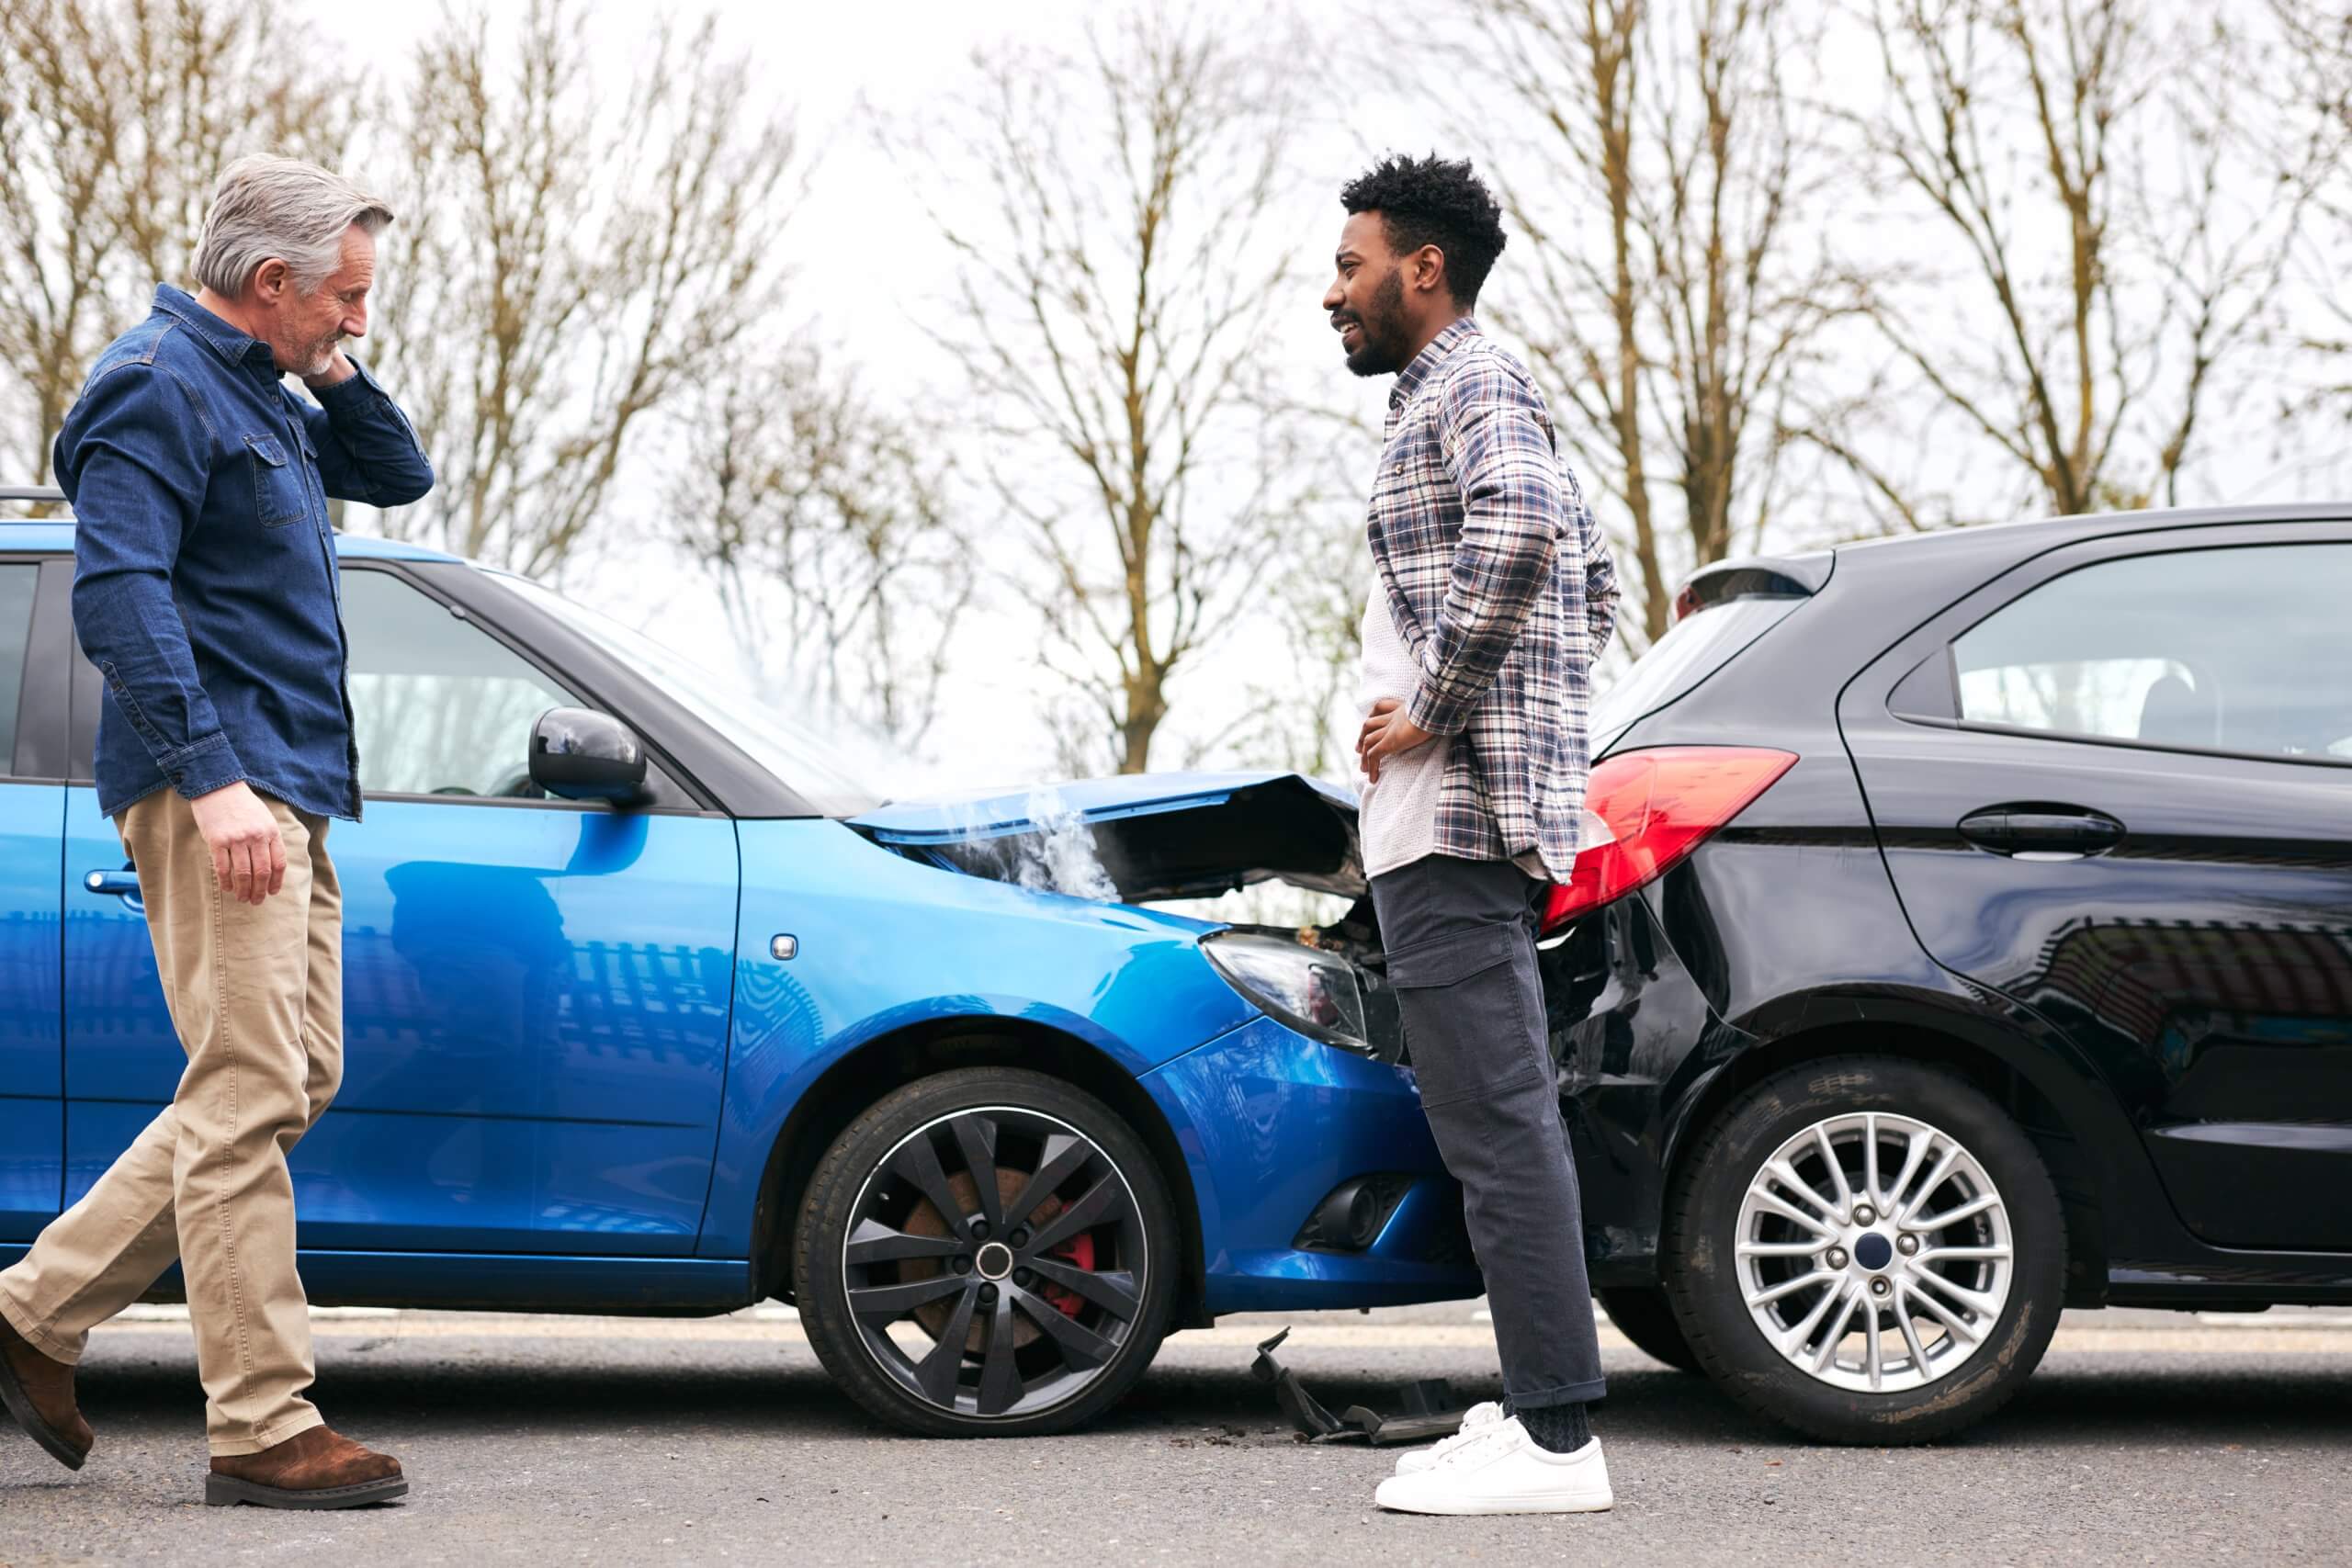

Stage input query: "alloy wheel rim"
[
  {"left": 1734, "top": 1111, "right": 2014, "bottom": 1394},
  {"left": 841, "top": 1106, "right": 1148, "bottom": 1420}
]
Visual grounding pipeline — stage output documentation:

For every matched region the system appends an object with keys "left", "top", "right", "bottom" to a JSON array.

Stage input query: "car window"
[
  {"left": 0, "top": 565, "right": 38, "bottom": 771},
  {"left": 1593, "top": 594, "right": 1807, "bottom": 751},
  {"left": 487, "top": 570, "right": 883, "bottom": 815},
  {"left": 1949, "top": 542, "right": 2352, "bottom": 762},
  {"left": 342, "top": 569, "right": 582, "bottom": 797}
]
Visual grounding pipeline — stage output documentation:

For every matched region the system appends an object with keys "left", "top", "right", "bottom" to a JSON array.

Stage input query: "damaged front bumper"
[
  {"left": 1139, "top": 1014, "right": 1482, "bottom": 1316},
  {"left": 1251, "top": 1327, "right": 1471, "bottom": 1446}
]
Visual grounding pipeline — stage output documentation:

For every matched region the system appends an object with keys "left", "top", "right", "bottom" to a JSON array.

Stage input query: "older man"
[{"left": 0, "top": 155, "right": 432, "bottom": 1508}]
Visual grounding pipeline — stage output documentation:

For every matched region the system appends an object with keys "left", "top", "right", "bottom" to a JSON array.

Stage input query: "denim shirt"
[{"left": 56, "top": 286, "right": 435, "bottom": 821}]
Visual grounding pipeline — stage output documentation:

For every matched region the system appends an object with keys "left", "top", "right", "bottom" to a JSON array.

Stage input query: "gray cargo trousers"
[{"left": 1372, "top": 851, "right": 1607, "bottom": 1409}]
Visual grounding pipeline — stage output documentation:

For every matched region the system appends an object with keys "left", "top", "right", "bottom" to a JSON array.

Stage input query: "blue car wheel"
[{"left": 795, "top": 1067, "right": 1178, "bottom": 1437}]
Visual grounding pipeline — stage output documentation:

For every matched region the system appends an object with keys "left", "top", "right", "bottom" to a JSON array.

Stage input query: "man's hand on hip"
[
  {"left": 1358, "top": 698, "right": 1435, "bottom": 784},
  {"left": 189, "top": 782, "right": 287, "bottom": 905}
]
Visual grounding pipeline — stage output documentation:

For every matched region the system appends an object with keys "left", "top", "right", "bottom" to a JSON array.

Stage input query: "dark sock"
[{"left": 1513, "top": 1400, "right": 1592, "bottom": 1454}]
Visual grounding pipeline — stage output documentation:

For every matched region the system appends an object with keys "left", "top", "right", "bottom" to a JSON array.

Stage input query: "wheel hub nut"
[{"left": 1735, "top": 1111, "right": 2018, "bottom": 1399}]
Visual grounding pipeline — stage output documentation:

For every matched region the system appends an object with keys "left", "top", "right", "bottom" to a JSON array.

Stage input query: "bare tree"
[
  {"left": 0, "top": 0, "right": 347, "bottom": 486},
  {"left": 888, "top": 6, "right": 1308, "bottom": 774},
  {"left": 1420, "top": 0, "right": 1852, "bottom": 646},
  {"left": 1212, "top": 525, "right": 1367, "bottom": 777},
  {"left": 1194, "top": 401, "right": 1384, "bottom": 777},
  {"left": 1826, "top": 0, "right": 2302, "bottom": 523},
  {"left": 368, "top": 0, "right": 800, "bottom": 576},
  {"left": 2270, "top": 0, "right": 2352, "bottom": 424},
  {"left": 669, "top": 352, "right": 973, "bottom": 750}
]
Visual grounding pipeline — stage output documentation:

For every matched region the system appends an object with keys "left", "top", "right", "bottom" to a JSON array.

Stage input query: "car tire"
[
  {"left": 796, "top": 1066, "right": 1179, "bottom": 1438},
  {"left": 1662, "top": 1054, "right": 2064, "bottom": 1445},
  {"left": 1596, "top": 1286, "right": 1700, "bottom": 1372}
]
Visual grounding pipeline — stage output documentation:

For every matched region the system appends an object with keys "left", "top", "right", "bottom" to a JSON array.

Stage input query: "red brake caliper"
[{"left": 1042, "top": 1232, "right": 1094, "bottom": 1317}]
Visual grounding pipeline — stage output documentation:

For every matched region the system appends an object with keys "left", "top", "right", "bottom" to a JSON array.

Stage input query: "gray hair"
[{"left": 191, "top": 154, "right": 395, "bottom": 297}]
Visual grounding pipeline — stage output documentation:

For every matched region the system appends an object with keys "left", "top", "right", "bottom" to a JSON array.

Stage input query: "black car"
[{"left": 1544, "top": 502, "right": 2352, "bottom": 1443}]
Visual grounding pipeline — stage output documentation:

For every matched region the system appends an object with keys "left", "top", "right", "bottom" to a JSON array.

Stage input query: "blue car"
[{"left": 0, "top": 505, "right": 1476, "bottom": 1436}]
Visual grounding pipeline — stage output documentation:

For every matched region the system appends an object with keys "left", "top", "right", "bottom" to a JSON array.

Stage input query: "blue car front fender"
[
  {"left": 1140, "top": 1016, "right": 1476, "bottom": 1314},
  {"left": 696, "top": 818, "right": 1252, "bottom": 1258}
]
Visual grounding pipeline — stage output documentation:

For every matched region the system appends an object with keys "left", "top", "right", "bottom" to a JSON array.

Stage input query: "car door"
[
  {"left": 0, "top": 556, "right": 64, "bottom": 1245},
  {"left": 1838, "top": 522, "right": 2352, "bottom": 1252},
  {"left": 63, "top": 560, "right": 740, "bottom": 1256}
]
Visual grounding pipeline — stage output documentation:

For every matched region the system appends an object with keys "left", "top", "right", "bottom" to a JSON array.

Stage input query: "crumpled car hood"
[{"left": 848, "top": 770, "right": 1365, "bottom": 902}]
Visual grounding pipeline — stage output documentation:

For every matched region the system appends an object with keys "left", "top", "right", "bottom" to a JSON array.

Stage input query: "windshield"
[
  {"left": 491, "top": 571, "right": 883, "bottom": 817},
  {"left": 1592, "top": 595, "right": 1808, "bottom": 750}
]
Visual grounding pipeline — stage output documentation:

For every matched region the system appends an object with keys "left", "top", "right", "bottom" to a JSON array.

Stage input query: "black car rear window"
[{"left": 1593, "top": 593, "right": 1809, "bottom": 750}]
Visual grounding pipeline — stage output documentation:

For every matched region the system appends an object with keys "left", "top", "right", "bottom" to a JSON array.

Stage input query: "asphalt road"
[{"left": 2, "top": 1303, "right": 2348, "bottom": 1567}]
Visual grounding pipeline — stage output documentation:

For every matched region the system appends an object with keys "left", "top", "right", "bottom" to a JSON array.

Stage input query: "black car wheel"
[
  {"left": 1597, "top": 1286, "right": 1700, "bottom": 1372},
  {"left": 1662, "top": 1055, "right": 2064, "bottom": 1444},
  {"left": 796, "top": 1067, "right": 1178, "bottom": 1438}
]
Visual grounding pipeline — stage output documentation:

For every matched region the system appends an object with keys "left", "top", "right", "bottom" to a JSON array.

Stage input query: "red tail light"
[{"left": 1539, "top": 747, "right": 1797, "bottom": 932}]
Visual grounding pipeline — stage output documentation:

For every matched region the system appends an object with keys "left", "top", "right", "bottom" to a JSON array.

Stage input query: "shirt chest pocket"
[
  {"left": 1369, "top": 423, "right": 1448, "bottom": 536},
  {"left": 243, "top": 434, "right": 308, "bottom": 527}
]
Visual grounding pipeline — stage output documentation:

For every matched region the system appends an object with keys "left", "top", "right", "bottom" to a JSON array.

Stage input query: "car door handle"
[
  {"left": 1956, "top": 807, "right": 2126, "bottom": 860},
  {"left": 84, "top": 869, "right": 142, "bottom": 902}
]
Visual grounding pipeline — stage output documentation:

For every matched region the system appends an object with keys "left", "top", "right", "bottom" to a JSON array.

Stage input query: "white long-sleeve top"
[{"left": 1356, "top": 581, "right": 1546, "bottom": 881}]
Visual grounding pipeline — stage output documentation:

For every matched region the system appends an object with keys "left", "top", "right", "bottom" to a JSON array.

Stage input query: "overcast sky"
[{"left": 302, "top": 0, "right": 2336, "bottom": 799}]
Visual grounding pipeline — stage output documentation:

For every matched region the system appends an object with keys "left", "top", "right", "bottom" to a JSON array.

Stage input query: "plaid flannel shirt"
[{"left": 1367, "top": 317, "right": 1620, "bottom": 877}]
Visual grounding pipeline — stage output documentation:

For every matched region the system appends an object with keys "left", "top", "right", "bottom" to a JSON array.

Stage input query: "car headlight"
[{"left": 1200, "top": 931, "right": 1403, "bottom": 1062}]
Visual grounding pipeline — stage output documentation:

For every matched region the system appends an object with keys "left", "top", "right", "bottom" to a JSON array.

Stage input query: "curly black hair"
[{"left": 1339, "top": 153, "right": 1507, "bottom": 309}]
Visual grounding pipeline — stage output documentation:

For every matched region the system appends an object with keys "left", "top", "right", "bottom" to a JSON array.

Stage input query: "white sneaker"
[
  {"left": 1393, "top": 1401, "right": 1506, "bottom": 1474},
  {"left": 1374, "top": 1419, "right": 1613, "bottom": 1517}
]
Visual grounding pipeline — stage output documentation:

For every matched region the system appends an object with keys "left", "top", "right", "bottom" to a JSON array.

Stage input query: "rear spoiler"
[{"left": 1672, "top": 551, "right": 1831, "bottom": 623}]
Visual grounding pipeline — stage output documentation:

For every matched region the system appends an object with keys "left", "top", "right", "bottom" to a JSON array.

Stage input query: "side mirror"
[{"left": 529, "top": 707, "right": 648, "bottom": 804}]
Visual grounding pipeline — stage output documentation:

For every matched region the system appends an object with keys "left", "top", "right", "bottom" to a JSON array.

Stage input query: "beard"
[
  {"left": 296, "top": 332, "right": 342, "bottom": 377},
  {"left": 1336, "top": 267, "right": 1411, "bottom": 378},
  {"left": 275, "top": 322, "right": 342, "bottom": 378}
]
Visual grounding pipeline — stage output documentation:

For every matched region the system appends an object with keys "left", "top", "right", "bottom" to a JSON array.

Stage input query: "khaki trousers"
[{"left": 0, "top": 790, "right": 341, "bottom": 1455}]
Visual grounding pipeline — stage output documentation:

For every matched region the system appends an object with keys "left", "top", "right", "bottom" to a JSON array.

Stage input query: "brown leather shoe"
[
  {"left": 0, "top": 1313, "right": 92, "bottom": 1471},
  {"left": 205, "top": 1424, "right": 407, "bottom": 1509}
]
